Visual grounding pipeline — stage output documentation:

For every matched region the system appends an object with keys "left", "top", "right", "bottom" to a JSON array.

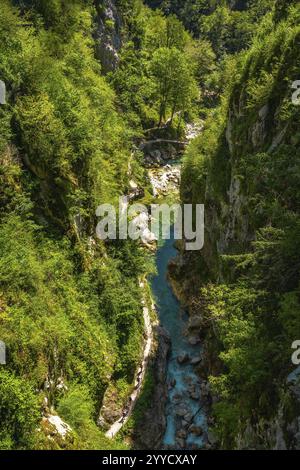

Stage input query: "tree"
[
  {"left": 144, "top": 12, "right": 189, "bottom": 52},
  {"left": 149, "top": 47, "right": 197, "bottom": 126},
  {"left": 186, "top": 39, "right": 217, "bottom": 86}
]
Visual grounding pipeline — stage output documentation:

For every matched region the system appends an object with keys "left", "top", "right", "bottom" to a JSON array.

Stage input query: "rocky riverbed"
[
  {"left": 150, "top": 229, "right": 210, "bottom": 450},
  {"left": 149, "top": 164, "right": 181, "bottom": 198}
]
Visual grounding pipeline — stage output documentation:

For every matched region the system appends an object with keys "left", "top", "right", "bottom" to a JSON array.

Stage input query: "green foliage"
[
  {"left": 146, "top": 0, "right": 276, "bottom": 56},
  {"left": 186, "top": 39, "right": 217, "bottom": 87},
  {"left": 1, "top": 0, "right": 291, "bottom": 453},
  {"left": 0, "top": 370, "right": 40, "bottom": 449},
  {"left": 0, "top": 215, "right": 117, "bottom": 400},
  {"left": 181, "top": 2, "right": 300, "bottom": 448},
  {"left": 109, "top": 2, "right": 198, "bottom": 129},
  {"left": 144, "top": 12, "right": 189, "bottom": 52},
  {"left": 58, "top": 384, "right": 127, "bottom": 450},
  {"left": 149, "top": 47, "right": 198, "bottom": 126}
]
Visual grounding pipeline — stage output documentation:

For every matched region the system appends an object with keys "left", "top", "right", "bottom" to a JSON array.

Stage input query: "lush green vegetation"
[
  {"left": 109, "top": 4, "right": 199, "bottom": 130},
  {"left": 1, "top": 0, "right": 299, "bottom": 451},
  {"left": 180, "top": 0, "right": 300, "bottom": 449},
  {"left": 0, "top": 0, "right": 202, "bottom": 450},
  {"left": 146, "top": 0, "right": 275, "bottom": 54},
  {"left": 0, "top": 0, "right": 154, "bottom": 449}
]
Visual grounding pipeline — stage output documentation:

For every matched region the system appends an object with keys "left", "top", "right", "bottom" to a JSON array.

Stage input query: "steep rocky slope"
[
  {"left": 171, "top": 1, "right": 300, "bottom": 449},
  {"left": 0, "top": 0, "right": 151, "bottom": 450},
  {"left": 94, "top": 0, "right": 122, "bottom": 72}
]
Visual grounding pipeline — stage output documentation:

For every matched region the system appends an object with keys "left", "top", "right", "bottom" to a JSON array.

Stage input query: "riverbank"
[
  {"left": 98, "top": 276, "right": 157, "bottom": 438},
  {"left": 104, "top": 280, "right": 153, "bottom": 439}
]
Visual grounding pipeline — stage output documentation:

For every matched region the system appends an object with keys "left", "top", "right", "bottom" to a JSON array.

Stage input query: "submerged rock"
[
  {"left": 168, "top": 378, "right": 176, "bottom": 389},
  {"left": 176, "top": 429, "right": 188, "bottom": 439},
  {"left": 189, "top": 390, "right": 200, "bottom": 401},
  {"left": 172, "top": 392, "right": 183, "bottom": 403},
  {"left": 184, "top": 412, "right": 193, "bottom": 422},
  {"left": 176, "top": 405, "right": 189, "bottom": 417}
]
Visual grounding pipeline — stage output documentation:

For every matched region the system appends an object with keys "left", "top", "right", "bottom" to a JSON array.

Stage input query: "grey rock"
[
  {"left": 207, "top": 430, "right": 218, "bottom": 446},
  {"left": 169, "top": 378, "right": 176, "bottom": 388},
  {"left": 134, "top": 326, "right": 171, "bottom": 449},
  {"left": 176, "top": 429, "right": 187, "bottom": 439},
  {"left": 190, "top": 356, "right": 202, "bottom": 365},
  {"left": 188, "top": 336, "right": 201, "bottom": 346},
  {"left": 94, "top": 0, "right": 122, "bottom": 73},
  {"left": 177, "top": 353, "right": 190, "bottom": 364},
  {"left": 295, "top": 431, "right": 300, "bottom": 450},
  {"left": 189, "top": 425, "right": 203, "bottom": 436},
  {"left": 176, "top": 406, "right": 189, "bottom": 418},
  {"left": 190, "top": 391, "right": 200, "bottom": 401},
  {"left": 172, "top": 393, "right": 183, "bottom": 403},
  {"left": 176, "top": 438, "right": 186, "bottom": 449},
  {"left": 259, "top": 104, "right": 269, "bottom": 120},
  {"left": 184, "top": 412, "right": 193, "bottom": 422},
  {"left": 188, "top": 316, "right": 203, "bottom": 330}
]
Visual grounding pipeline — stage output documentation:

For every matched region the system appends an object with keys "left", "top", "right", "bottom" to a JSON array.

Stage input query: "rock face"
[
  {"left": 94, "top": 0, "right": 122, "bottom": 73},
  {"left": 141, "top": 140, "right": 186, "bottom": 167},
  {"left": 203, "top": 92, "right": 300, "bottom": 449},
  {"left": 149, "top": 164, "right": 181, "bottom": 197},
  {"left": 98, "top": 387, "right": 124, "bottom": 427},
  {"left": 133, "top": 326, "right": 171, "bottom": 449},
  {"left": 40, "top": 412, "right": 75, "bottom": 448},
  {"left": 168, "top": 33, "right": 300, "bottom": 449},
  {"left": 190, "top": 356, "right": 201, "bottom": 366},
  {"left": 0, "top": 79, "right": 6, "bottom": 104},
  {"left": 234, "top": 377, "right": 300, "bottom": 450}
]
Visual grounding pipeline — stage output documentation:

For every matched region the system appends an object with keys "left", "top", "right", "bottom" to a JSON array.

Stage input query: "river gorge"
[
  {"left": 146, "top": 126, "right": 210, "bottom": 450},
  {"left": 151, "top": 228, "right": 207, "bottom": 449},
  {"left": 101, "top": 126, "right": 211, "bottom": 450}
]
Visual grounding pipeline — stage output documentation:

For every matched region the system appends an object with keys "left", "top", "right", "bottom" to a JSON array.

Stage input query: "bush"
[{"left": 0, "top": 370, "right": 40, "bottom": 449}]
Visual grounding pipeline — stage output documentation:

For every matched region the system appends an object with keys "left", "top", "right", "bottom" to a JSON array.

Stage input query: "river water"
[{"left": 150, "top": 226, "right": 207, "bottom": 450}]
